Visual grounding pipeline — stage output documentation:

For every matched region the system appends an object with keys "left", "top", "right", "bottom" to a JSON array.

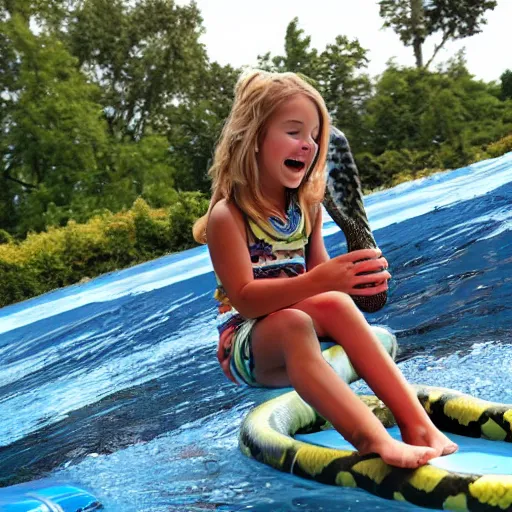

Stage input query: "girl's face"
[{"left": 257, "top": 94, "right": 320, "bottom": 202}]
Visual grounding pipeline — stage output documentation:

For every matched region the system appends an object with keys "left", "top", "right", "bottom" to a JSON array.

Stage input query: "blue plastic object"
[{"left": 0, "top": 481, "right": 102, "bottom": 512}]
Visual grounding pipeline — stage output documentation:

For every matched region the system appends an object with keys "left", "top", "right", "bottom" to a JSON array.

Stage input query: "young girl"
[{"left": 193, "top": 70, "right": 458, "bottom": 469}]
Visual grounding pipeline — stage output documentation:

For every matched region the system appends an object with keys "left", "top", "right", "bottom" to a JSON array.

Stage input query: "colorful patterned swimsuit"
[{"left": 214, "top": 198, "right": 308, "bottom": 386}]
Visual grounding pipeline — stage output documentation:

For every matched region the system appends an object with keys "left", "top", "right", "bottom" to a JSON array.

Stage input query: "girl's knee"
[
  {"left": 308, "top": 292, "right": 365, "bottom": 334},
  {"left": 252, "top": 309, "right": 317, "bottom": 373},
  {"left": 269, "top": 309, "right": 321, "bottom": 359},
  {"left": 269, "top": 309, "right": 315, "bottom": 337},
  {"left": 315, "top": 291, "right": 354, "bottom": 317}
]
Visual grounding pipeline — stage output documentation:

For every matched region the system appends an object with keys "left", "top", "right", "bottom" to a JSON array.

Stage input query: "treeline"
[
  {"left": 257, "top": 17, "right": 512, "bottom": 190},
  {"left": 1, "top": 0, "right": 512, "bottom": 306}
]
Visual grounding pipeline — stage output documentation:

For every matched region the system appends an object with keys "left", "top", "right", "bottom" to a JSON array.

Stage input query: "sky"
[{"left": 176, "top": 0, "right": 511, "bottom": 83}]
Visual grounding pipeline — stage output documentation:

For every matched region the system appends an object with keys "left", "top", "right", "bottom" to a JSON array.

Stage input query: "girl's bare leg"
[
  {"left": 291, "top": 292, "right": 458, "bottom": 456},
  {"left": 251, "top": 309, "right": 438, "bottom": 469}
]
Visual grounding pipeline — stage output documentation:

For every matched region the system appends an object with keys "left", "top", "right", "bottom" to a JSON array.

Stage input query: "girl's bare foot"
[
  {"left": 358, "top": 437, "right": 438, "bottom": 469},
  {"left": 400, "top": 423, "right": 458, "bottom": 457}
]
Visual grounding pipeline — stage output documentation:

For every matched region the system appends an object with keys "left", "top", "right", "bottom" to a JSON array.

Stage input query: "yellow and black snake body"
[{"left": 239, "top": 329, "right": 512, "bottom": 512}]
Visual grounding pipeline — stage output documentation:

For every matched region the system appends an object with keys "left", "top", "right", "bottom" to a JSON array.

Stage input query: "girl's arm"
[
  {"left": 306, "top": 205, "right": 330, "bottom": 271},
  {"left": 207, "top": 200, "right": 389, "bottom": 319},
  {"left": 207, "top": 200, "right": 327, "bottom": 319}
]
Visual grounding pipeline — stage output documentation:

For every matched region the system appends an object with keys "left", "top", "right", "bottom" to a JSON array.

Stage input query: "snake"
[
  {"left": 239, "top": 328, "right": 512, "bottom": 512},
  {"left": 323, "top": 126, "right": 387, "bottom": 313}
]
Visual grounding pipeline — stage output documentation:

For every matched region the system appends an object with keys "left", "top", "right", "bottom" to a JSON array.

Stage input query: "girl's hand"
[{"left": 310, "top": 248, "right": 390, "bottom": 296}]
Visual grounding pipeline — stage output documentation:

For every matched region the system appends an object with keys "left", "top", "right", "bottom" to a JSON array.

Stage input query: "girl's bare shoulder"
[{"left": 207, "top": 199, "right": 246, "bottom": 241}]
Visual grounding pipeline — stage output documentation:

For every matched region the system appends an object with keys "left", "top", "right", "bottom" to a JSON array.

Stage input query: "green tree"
[
  {"left": 379, "top": 0, "right": 497, "bottom": 69},
  {"left": 0, "top": 0, "right": 74, "bottom": 31},
  {"left": 1, "top": 13, "right": 108, "bottom": 235},
  {"left": 67, "top": 0, "right": 207, "bottom": 141},
  {"left": 501, "top": 69, "right": 512, "bottom": 101},
  {"left": 158, "top": 62, "right": 240, "bottom": 193},
  {"left": 0, "top": 0, "right": 214, "bottom": 235},
  {"left": 258, "top": 18, "right": 371, "bottom": 148},
  {"left": 319, "top": 35, "right": 372, "bottom": 147},
  {"left": 40, "top": 133, "right": 179, "bottom": 229},
  {"left": 363, "top": 55, "right": 512, "bottom": 162},
  {"left": 258, "top": 18, "right": 320, "bottom": 78},
  {"left": 100, "top": 135, "right": 178, "bottom": 210}
]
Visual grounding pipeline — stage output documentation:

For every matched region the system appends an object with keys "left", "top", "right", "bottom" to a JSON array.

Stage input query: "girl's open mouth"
[{"left": 284, "top": 159, "right": 305, "bottom": 171}]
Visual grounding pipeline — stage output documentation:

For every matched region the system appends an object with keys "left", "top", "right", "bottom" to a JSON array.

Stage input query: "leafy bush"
[
  {"left": 0, "top": 230, "right": 13, "bottom": 244},
  {"left": 132, "top": 198, "right": 172, "bottom": 257},
  {"left": 0, "top": 194, "right": 209, "bottom": 307},
  {"left": 358, "top": 133, "right": 512, "bottom": 191},
  {"left": 0, "top": 260, "right": 43, "bottom": 308},
  {"left": 169, "top": 192, "right": 210, "bottom": 251},
  {"left": 485, "top": 134, "right": 512, "bottom": 158}
]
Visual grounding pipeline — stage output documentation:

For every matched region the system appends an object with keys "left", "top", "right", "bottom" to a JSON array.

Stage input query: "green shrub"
[
  {"left": 103, "top": 215, "right": 138, "bottom": 267},
  {"left": 355, "top": 152, "right": 382, "bottom": 192},
  {"left": 169, "top": 192, "right": 209, "bottom": 251},
  {"left": 0, "top": 193, "right": 209, "bottom": 307},
  {"left": 0, "top": 260, "right": 43, "bottom": 308},
  {"left": 0, "top": 230, "right": 13, "bottom": 244},
  {"left": 486, "top": 134, "right": 512, "bottom": 158},
  {"left": 132, "top": 198, "right": 172, "bottom": 257}
]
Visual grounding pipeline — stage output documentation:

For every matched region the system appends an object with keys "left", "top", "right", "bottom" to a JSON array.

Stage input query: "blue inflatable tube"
[{"left": 0, "top": 480, "right": 102, "bottom": 512}]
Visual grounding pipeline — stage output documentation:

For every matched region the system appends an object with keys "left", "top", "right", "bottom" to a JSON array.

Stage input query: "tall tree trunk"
[
  {"left": 413, "top": 37, "right": 423, "bottom": 68},
  {"left": 410, "top": 0, "right": 424, "bottom": 68}
]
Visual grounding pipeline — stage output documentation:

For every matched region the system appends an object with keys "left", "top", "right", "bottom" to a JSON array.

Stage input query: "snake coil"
[{"left": 240, "top": 328, "right": 512, "bottom": 512}]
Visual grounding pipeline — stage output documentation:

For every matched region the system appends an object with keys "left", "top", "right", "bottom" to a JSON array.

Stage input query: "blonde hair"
[{"left": 192, "top": 69, "right": 330, "bottom": 244}]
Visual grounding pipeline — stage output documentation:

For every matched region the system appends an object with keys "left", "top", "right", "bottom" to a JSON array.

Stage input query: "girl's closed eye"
[{"left": 287, "top": 131, "right": 318, "bottom": 142}]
